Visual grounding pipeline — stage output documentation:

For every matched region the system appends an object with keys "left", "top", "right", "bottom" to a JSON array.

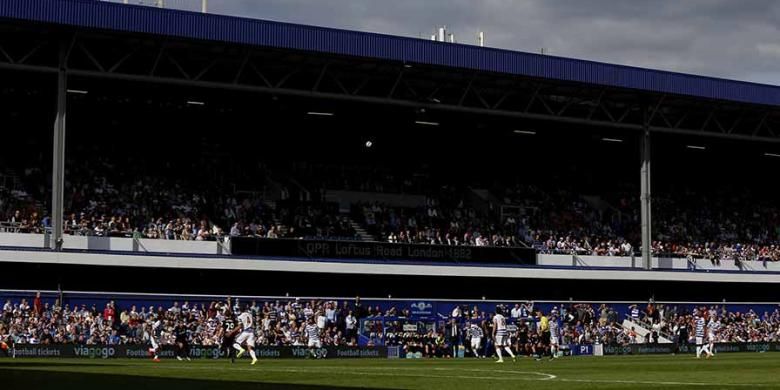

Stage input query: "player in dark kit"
[
  {"left": 174, "top": 323, "right": 191, "bottom": 361},
  {"left": 220, "top": 311, "right": 239, "bottom": 363}
]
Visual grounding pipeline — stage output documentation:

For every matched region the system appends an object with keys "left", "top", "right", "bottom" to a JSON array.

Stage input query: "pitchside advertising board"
[
  {"left": 10, "top": 345, "right": 388, "bottom": 359},
  {"left": 11, "top": 343, "right": 780, "bottom": 359},
  {"left": 598, "top": 342, "right": 780, "bottom": 355},
  {"left": 561, "top": 343, "right": 780, "bottom": 356}
]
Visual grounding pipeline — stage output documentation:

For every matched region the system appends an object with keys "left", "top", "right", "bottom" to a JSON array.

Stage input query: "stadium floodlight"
[
  {"left": 764, "top": 152, "right": 780, "bottom": 158},
  {"left": 306, "top": 111, "right": 334, "bottom": 116},
  {"left": 66, "top": 89, "right": 88, "bottom": 95},
  {"left": 601, "top": 138, "right": 623, "bottom": 143},
  {"left": 513, "top": 130, "right": 536, "bottom": 135},
  {"left": 686, "top": 145, "right": 706, "bottom": 150},
  {"left": 186, "top": 100, "right": 205, "bottom": 106},
  {"left": 415, "top": 120, "right": 439, "bottom": 126}
]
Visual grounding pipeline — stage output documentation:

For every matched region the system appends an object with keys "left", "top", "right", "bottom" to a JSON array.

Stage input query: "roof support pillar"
[
  {"left": 51, "top": 41, "right": 68, "bottom": 251},
  {"left": 640, "top": 108, "right": 652, "bottom": 270}
]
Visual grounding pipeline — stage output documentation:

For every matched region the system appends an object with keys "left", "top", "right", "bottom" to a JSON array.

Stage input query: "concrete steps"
[
  {"left": 347, "top": 216, "right": 376, "bottom": 242},
  {"left": 622, "top": 318, "right": 673, "bottom": 344}
]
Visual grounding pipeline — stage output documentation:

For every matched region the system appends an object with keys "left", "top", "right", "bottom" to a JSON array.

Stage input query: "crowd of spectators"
[
  {"left": 3, "top": 156, "right": 780, "bottom": 262},
  {"left": 354, "top": 197, "right": 522, "bottom": 248},
  {"left": 628, "top": 302, "right": 780, "bottom": 344},
  {"left": 499, "top": 184, "right": 644, "bottom": 257},
  {"left": 492, "top": 182, "right": 780, "bottom": 262},
  {"left": 531, "top": 235, "right": 780, "bottom": 263},
  {"left": 1, "top": 295, "right": 362, "bottom": 348},
  {"left": 3, "top": 294, "right": 780, "bottom": 359},
  {"left": 651, "top": 242, "right": 780, "bottom": 264},
  {"left": 291, "top": 162, "right": 429, "bottom": 195}
]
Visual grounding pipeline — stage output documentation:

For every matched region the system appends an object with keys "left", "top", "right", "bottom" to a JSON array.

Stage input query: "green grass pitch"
[{"left": 2, "top": 353, "right": 778, "bottom": 389}]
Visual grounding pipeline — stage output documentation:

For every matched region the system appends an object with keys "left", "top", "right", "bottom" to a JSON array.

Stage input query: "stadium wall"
[
  {"left": 0, "top": 233, "right": 224, "bottom": 255},
  {"left": 1, "top": 233, "right": 778, "bottom": 274},
  {"left": 3, "top": 247, "right": 780, "bottom": 284},
  {"left": 536, "top": 254, "right": 772, "bottom": 272},
  {"left": 1, "top": 261, "right": 779, "bottom": 301}
]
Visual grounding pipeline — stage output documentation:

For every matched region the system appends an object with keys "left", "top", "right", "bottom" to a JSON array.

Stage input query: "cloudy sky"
[{"left": 174, "top": 0, "right": 780, "bottom": 85}]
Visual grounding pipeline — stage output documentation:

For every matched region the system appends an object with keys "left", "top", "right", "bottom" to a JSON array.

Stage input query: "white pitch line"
[
  {"left": 557, "top": 378, "right": 775, "bottom": 387},
  {"left": 124, "top": 363, "right": 557, "bottom": 382},
  {"left": 432, "top": 368, "right": 556, "bottom": 380}
]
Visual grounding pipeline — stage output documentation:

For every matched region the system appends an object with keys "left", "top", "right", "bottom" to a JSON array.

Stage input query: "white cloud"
[{"left": 757, "top": 43, "right": 780, "bottom": 58}]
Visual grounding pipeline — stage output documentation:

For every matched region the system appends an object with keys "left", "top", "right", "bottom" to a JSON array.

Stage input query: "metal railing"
[
  {"left": 632, "top": 317, "right": 675, "bottom": 342},
  {"left": 0, "top": 221, "right": 22, "bottom": 233}
]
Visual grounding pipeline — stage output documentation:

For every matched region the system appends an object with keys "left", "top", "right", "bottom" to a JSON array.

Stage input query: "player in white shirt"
[
  {"left": 145, "top": 317, "right": 161, "bottom": 362},
  {"left": 548, "top": 315, "right": 560, "bottom": 360},
  {"left": 492, "top": 307, "right": 516, "bottom": 363},
  {"left": 707, "top": 317, "right": 720, "bottom": 357},
  {"left": 234, "top": 306, "right": 258, "bottom": 365},
  {"left": 467, "top": 322, "right": 483, "bottom": 358}
]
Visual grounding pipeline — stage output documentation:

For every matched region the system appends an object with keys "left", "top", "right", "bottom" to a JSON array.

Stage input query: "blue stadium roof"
[{"left": 3, "top": 0, "right": 780, "bottom": 107}]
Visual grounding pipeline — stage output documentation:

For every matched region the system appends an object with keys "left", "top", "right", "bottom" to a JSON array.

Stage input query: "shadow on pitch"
[
  {"left": 0, "top": 367, "right": 392, "bottom": 390},
  {"left": 0, "top": 362, "right": 115, "bottom": 368}
]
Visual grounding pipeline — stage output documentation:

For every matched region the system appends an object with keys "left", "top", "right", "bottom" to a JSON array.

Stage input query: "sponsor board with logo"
[
  {"left": 601, "top": 342, "right": 780, "bottom": 355},
  {"left": 409, "top": 301, "right": 434, "bottom": 316},
  {"left": 402, "top": 324, "right": 419, "bottom": 332},
  {"left": 567, "top": 344, "right": 594, "bottom": 356},
  {"left": 10, "top": 344, "right": 387, "bottom": 359},
  {"left": 230, "top": 237, "right": 536, "bottom": 265},
  {"left": 12, "top": 346, "right": 64, "bottom": 358}
]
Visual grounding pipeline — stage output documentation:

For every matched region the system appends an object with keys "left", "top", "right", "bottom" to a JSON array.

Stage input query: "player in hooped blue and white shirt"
[
  {"left": 306, "top": 318, "right": 322, "bottom": 348},
  {"left": 694, "top": 313, "right": 712, "bottom": 359},
  {"left": 467, "top": 322, "right": 484, "bottom": 358},
  {"left": 305, "top": 317, "right": 322, "bottom": 358}
]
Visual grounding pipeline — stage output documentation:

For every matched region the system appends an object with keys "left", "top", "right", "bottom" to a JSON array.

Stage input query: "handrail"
[{"left": 632, "top": 317, "right": 675, "bottom": 341}]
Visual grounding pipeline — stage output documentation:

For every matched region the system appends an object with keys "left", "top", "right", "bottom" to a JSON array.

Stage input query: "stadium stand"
[
  {"left": 1, "top": 1, "right": 779, "bottom": 266},
  {"left": 2, "top": 149, "right": 779, "bottom": 262},
  {"left": 2, "top": 292, "right": 779, "bottom": 359}
]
